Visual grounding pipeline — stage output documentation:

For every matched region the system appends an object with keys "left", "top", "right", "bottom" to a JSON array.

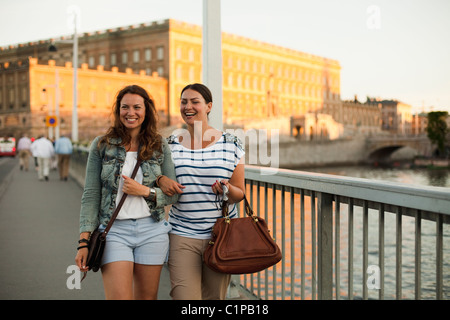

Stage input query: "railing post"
[{"left": 318, "top": 192, "right": 333, "bottom": 299}]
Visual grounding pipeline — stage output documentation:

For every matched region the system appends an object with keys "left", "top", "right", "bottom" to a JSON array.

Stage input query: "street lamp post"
[
  {"left": 72, "top": 19, "right": 78, "bottom": 142},
  {"left": 41, "top": 69, "right": 60, "bottom": 140},
  {"left": 48, "top": 11, "right": 78, "bottom": 142}
]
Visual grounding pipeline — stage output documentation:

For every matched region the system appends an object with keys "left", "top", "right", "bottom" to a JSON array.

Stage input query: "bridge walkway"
[{"left": 0, "top": 158, "right": 247, "bottom": 300}]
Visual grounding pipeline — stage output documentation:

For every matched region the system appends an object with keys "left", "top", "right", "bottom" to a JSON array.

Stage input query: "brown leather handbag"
[{"left": 203, "top": 195, "right": 282, "bottom": 274}]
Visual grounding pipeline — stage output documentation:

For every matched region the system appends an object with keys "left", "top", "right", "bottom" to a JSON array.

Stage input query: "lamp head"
[{"left": 48, "top": 44, "right": 57, "bottom": 52}]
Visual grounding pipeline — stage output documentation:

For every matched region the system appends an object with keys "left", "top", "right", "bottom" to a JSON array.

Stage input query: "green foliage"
[{"left": 426, "top": 111, "right": 448, "bottom": 156}]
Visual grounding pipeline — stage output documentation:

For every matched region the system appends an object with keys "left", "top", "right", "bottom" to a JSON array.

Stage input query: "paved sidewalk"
[
  {"left": 0, "top": 159, "right": 171, "bottom": 300},
  {"left": 0, "top": 159, "right": 248, "bottom": 300}
]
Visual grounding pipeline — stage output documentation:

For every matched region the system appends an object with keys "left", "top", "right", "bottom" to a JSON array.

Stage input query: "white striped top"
[{"left": 167, "top": 132, "right": 245, "bottom": 239}]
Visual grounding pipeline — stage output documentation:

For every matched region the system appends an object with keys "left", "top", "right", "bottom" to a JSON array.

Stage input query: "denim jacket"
[{"left": 79, "top": 136, "right": 179, "bottom": 233}]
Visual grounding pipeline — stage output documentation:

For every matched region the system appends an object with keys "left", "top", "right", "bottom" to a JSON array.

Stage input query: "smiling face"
[
  {"left": 119, "top": 93, "right": 146, "bottom": 133},
  {"left": 180, "top": 88, "right": 212, "bottom": 126}
]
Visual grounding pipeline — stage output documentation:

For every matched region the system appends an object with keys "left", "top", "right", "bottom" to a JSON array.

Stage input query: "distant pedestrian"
[
  {"left": 17, "top": 133, "right": 32, "bottom": 171},
  {"left": 30, "top": 135, "right": 55, "bottom": 181},
  {"left": 55, "top": 135, "right": 73, "bottom": 181}
]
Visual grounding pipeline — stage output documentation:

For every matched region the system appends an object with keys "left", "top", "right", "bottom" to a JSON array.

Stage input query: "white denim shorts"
[{"left": 98, "top": 217, "right": 171, "bottom": 266}]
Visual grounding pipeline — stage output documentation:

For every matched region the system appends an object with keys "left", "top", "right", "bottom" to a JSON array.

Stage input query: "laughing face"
[
  {"left": 119, "top": 93, "right": 146, "bottom": 133},
  {"left": 180, "top": 88, "right": 212, "bottom": 126}
]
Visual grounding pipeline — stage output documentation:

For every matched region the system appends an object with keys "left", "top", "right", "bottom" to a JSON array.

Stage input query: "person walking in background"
[
  {"left": 17, "top": 133, "right": 32, "bottom": 171},
  {"left": 55, "top": 135, "right": 73, "bottom": 181},
  {"left": 30, "top": 135, "right": 55, "bottom": 181},
  {"left": 162, "top": 83, "right": 245, "bottom": 300},
  {"left": 75, "top": 85, "right": 180, "bottom": 300}
]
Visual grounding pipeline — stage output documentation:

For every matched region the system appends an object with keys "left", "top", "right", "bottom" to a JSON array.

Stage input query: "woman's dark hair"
[
  {"left": 181, "top": 83, "right": 213, "bottom": 114},
  {"left": 100, "top": 85, "right": 161, "bottom": 160}
]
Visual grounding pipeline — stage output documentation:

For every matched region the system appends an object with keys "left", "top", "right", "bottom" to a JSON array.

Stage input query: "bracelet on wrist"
[
  {"left": 147, "top": 187, "right": 156, "bottom": 202},
  {"left": 78, "top": 238, "right": 89, "bottom": 244},
  {"left": 77, "top": 245, "right": 89, "bottom": 250},
  {"left": 155, "top": 175, "right": 164, "bottom": 187}
]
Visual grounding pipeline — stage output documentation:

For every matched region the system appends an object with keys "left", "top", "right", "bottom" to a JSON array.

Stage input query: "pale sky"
[{"left": 1, "top": 0, "right": 449, "bottom": 113}]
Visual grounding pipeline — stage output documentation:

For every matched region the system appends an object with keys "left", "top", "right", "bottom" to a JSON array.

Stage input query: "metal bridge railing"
[
  {"left": 70, "top": 148, "right": 450, "bottom": 300},
  {"left": 238, "top": 165, "right": 450, "bottom": 300}
]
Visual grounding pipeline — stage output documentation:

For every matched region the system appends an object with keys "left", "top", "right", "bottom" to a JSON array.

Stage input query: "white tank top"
[{"left": 116, "top": 151, "right": 151, "bottom": 220}]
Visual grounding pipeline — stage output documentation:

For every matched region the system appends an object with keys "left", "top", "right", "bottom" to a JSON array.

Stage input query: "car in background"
[{"left": 0, "top": 137, "right": 16, "bottom": 157}]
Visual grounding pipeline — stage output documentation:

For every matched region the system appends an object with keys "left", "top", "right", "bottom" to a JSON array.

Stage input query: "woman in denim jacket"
[{"left": 75, "top": 85, "right": 181, "bottom": 299}]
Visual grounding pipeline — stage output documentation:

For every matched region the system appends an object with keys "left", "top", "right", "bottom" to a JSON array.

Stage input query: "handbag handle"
[
  {"left": 221, "top": 194, "right": 255, "bottom": 219},
  {"left": 100, "top": 158, "right": 142, "bottom": 239}
]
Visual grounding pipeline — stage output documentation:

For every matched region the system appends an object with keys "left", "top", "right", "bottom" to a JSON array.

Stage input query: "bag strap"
[
  {"left": 221, "top": 194, "right": 254, "bottom": 218},
  {"left": 243, "top": 195, "right": 255, "bottom": 217},
  {"left": 100, "top": 158, "right": 142, "bottom": 238}
]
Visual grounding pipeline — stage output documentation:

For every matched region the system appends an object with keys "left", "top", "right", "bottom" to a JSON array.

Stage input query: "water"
[
  {"left": 241, "top": 166, "right": 450, "bottom": 300},
  {"left": 308, "top": 165, "right": 449, "bottom": 299},
  {"left": 301, "top": 165, "right": 450, "bottom": 300},
  {"left": 302, "top": 165, "right": 450, "bottom": 189}
]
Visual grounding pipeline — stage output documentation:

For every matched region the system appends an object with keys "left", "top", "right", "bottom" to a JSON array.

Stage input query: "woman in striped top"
[{"left": 158, "top": 83, "right": 245, "bottom": 300}]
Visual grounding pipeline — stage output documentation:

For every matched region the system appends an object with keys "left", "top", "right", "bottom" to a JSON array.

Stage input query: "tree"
[{"left": 426, "top": 111, "right": 448, "bottom": 157}]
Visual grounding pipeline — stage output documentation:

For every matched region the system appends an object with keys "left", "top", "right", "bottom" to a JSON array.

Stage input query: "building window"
[
  {"left": 228, "top": 57, "right": 233, "bottom": 68},
  {"left": 111, "top": 53, "right": 117, "bottom": 66},
  {"left": 228, "top": 74, "right": 233, "bottom": 87},
  {"left": 21, "top": 86, "right": 27, "bottom": 102},
  {"left": 145, "top": 48, "right": 152, "bottom": 61},
  {"left": 157, "top": 46, "right": 164, "bottom": 60},
  {"left": 133, "top": 50, "right": 140, "bottom": 63},
  {"left": 88, "top": 56, "right": 95, "bottom": 68},
  {"left": 9, "top": 88, "right": 14, "bottom": 104},
  {"left": 99, "top": 54, "right": 105, "bottom": 66},
  {"left": 122, "top": 51, "right": 128, "bottom": 64},
  {"left": 157, "top": 66, "right": 164, "bottom": 76},
  {"left": 176, "top": 65, "right": 182, "bottom": 79}
]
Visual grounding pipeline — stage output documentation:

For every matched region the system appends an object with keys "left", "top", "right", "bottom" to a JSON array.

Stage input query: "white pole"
[
  {"left": 55, "top": 69, "right": 60, "bottom": 140},
  {"left": 48, "top": 91, "right": 53, "bottom": 140},
  {"left": 202, "top": 0, "right": 223, "bottom": 131},
  {"left": 72, "top": 13, "right": 78, "bottom": 142}
]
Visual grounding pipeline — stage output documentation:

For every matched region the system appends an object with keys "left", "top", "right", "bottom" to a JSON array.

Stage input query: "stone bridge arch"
[
  {"left": 366, "top": 136, "right": 432, "bottom": 163},
  {"left": 368, "top": 145, "right": 405, "bottom": 162}
]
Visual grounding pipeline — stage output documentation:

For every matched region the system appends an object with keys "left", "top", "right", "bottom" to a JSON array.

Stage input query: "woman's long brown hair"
[{"left": 99, "top": 85, "right": 162, "bottom": 160}]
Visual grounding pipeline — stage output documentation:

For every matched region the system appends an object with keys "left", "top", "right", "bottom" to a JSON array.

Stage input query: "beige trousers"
[
  {"left": 168, "top": 233, "right": 231, "bottom": 300},
  {"left": 57, "top": 154, "right": 71, "bottom": 179},
  {"left": 18, "top": 150, "right": 31, "bottom": 170}
]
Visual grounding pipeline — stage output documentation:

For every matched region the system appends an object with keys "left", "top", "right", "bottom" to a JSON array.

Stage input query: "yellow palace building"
[
  {"left": 170, "top": 20, "right": 341, "bottom": 130},
  {"left": 0, "top": 19, "right": 341, "bottom": 140},
  {"left": 0, "top": 58, "right": 167, "bottom": 140}
]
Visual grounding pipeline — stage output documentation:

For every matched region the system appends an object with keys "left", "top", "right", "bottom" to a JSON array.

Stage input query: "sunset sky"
[{"left": 1, "top": 0, "right": 449, "bottom": 113}]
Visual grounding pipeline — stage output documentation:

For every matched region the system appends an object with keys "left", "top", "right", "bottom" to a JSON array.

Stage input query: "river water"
[
  {"left": 243, "top": 166, "right": 450, "bottom": 300},
  {"left": 303, "top": 165, "right": 450, "bottom": 300},
  {"left": 302, "top": 165, "right": 450, "bottom": 188}
]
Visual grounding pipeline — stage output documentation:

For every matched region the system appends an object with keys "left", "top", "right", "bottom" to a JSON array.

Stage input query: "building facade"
[
  {"left": 0, "top": 57, "right": 167, "bottom": 141},
  {"left": 340, "top": 96, "right": 382, "bottom": 136},
  {"left": 378, "top": 99, "right": 413, "bottom": 135},
  {"left": 0, "top": 19, "right": 341, "bottom": 137}
]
